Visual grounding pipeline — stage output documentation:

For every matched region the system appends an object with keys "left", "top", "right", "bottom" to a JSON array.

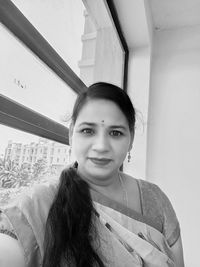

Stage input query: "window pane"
[
  {"left": 11, "top": 0, "right": 85, "bottom": 77},
  {"left": 0, "top": 23, "right": 77, "bottom": 125},
  {"left": 80, "top": 0, "right": 125, "bottom": 87},
  {"left": 10, "top": 0, "right": 125, "bottom": 88},
  {"left": 0, "top": 124, "right": 70, "bottom": 206}
]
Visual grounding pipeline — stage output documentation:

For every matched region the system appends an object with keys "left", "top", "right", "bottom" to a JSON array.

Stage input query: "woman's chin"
[{"left": 77, "top": 160, "right": 118, "bottom": 180}]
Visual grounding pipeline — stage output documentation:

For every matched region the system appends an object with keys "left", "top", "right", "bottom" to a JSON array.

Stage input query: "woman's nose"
[{"left": 92, "top": 133, "right": 109, "bottom": 152}]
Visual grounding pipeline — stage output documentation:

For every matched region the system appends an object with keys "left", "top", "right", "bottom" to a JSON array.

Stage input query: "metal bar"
[
  {"left": 0, "top": 0, "right": 87, "bottom": 94},
  {"left": 106, "top": 0, "right": 129, "bottom": 92},
  {"left": 0, "top": 95, "right": 69, "bottom": 145}
]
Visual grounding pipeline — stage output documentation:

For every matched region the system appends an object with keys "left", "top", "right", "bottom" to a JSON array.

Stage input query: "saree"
[
  {"left": 91, "top": 189, "right": 175, "bottom": 266},
  {"left": 2, "top": 181, "right": 176, "bottom": 267}
]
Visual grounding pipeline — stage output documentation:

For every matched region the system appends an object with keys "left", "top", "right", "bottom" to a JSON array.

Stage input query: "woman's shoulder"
[
  {"left": 127, "top": 176, "right": 173, "bottom": 218},
  {"left": 136, "top": 178, "right": 180, "bottom": 246},
  {"left": 122, "top": 174, "right": 180, "bottom": 246},
  {"left": 7, "top": 181, "right": 58, "bottom": 210},
  {"left": 136, "top": 178, "right": 175, "bottom": 215},
  {"left": 18, "top": 181, "right": 59, "bottom": 221},
  {"left": 3, "top": 181, "right": 59, "bottom": 242},
  {"left": 122, "top": 173, "right": 163, "bottom": 203},
  {"left": 27, "top": 181, "right": 58, "bottom": 203},
  {"left": 122, "top": 173, "right": 168, "bottom": 203},
  {"left": 3, "top": 180, "right": 59, "bottom": 229},
  {"left": 137, "top": 178, "right": 165, "bottom": 200},
  {"left": 1, "top": 181, "right": 59, "bottom": 266},
  {"left": 122, "top": 173, "right": 163, "bottom": 215}
]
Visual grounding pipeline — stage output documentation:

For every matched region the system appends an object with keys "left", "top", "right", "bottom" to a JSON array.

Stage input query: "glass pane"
[
  {"left": 0, "top": 124, "right": 70, "bottom": 207},
  {"left": 11, "top": 0, "right": 85, "bottom": 77},
  {"left": 10, "top": 0, "right": 124, "bottom": 87},
  {"left": 80, "top": 0, "right": 125, "bottom": 87},
  {"left": 0, "top": 23, "right": 77, "bottom": 125}
]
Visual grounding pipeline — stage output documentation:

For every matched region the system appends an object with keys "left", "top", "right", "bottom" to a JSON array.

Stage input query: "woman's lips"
[{"left": 89, "top": 157, "right": 112, "bottom": 166}]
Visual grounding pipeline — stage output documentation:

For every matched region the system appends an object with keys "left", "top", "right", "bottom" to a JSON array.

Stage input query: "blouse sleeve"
[
  {"left": 0, "top": 210, "right": 18, "bottom": 240},
  {"left": 140, "top": 179, "right": 180, "bottom": 247},
  {"left": 153, "top": 184, "right": 180, "bottom": 247},
  {"left": 2, "top": 182, "right": 57, "bottom": 267}
]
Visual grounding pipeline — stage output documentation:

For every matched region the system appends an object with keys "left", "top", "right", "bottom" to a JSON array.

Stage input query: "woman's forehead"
[{"left": 75, "top": 99, "right": 128, "bottom": 125}]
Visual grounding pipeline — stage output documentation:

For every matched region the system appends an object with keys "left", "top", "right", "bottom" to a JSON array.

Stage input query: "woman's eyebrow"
[
  {"left": 78, "top": 122, "right": 96, "bottom": 127},
  {"left": 109, "top": 125, "right": 127, "bottom": 130},
  {"left": 77, "top": 122, "right": 128, "bottom": 130}
]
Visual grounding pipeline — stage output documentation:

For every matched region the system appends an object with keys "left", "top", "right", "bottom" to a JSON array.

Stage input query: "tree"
[
  {"left": 17, "top": 163, "right": 32, "bottom": 187},
  {"left": 0, "top": 159, "right": 19, "bottom": 188},
  {"left": 32, "top": 159, "right": 47, "bottom": 181}
]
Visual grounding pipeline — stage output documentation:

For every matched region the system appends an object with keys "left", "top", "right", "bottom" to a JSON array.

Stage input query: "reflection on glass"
[
  {"left": 11, "top": 0, "right": 85, "bottom": 76},
  {"left": 0, "top": 124, "right": 70, "bottom": 206},
  {"left": 0, "top": 23, "right": 77, "bottom": 126}
]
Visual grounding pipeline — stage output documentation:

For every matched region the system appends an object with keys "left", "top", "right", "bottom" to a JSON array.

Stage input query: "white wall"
[
  {"left": 146, "top": 25, "right": 200, "bottom": 267},
  {"left": 124, "top": 46, "right": 150, "bottom": 179}
]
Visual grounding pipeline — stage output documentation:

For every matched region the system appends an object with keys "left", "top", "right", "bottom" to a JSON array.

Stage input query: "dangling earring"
[
  {"left": 68, "top": 146, "right": 72, "bottom": 161},
  {"left": 128, "top": 151, "right": 131, "bottom": 163}
]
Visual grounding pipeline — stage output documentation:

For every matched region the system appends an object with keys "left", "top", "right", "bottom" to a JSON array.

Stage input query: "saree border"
[{"left": 90, "top": 188, "right": 161, "bottom": 233}]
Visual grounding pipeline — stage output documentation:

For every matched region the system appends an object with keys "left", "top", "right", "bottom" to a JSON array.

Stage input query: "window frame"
[
  {"left": 0, "top": 0, "right": 128, "bottom": 145},
  {"left": 0, "top": 94, "right": 70, "bottom": 144},
  {"left": 106, "top": 0, "right": 129, "bottom": 92}
]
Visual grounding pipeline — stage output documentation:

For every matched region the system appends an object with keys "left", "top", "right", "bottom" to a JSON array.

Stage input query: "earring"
[
  {"left": 128, "top": 151, "right": 131, "bottom": 163},
  {"left": 68, "top": 146, "right": 72, "bottom": 160}
]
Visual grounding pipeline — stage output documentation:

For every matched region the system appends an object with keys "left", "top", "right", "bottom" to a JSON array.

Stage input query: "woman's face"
[{"left": 70, "top": 99, "right": 133, "bottom": 184}]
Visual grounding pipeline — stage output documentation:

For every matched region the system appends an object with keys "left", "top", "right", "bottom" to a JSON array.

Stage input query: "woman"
[{"left": 0, "top": 82, "right": 184, "bottom": 266}]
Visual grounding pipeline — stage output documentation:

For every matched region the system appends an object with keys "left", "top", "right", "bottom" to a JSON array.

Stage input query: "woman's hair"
[
  {"left": 42, "top": 82, "right": 136, "bottom": 267},
  {"left": 72, "top": 82, "right": 135, "bottom": 134}
]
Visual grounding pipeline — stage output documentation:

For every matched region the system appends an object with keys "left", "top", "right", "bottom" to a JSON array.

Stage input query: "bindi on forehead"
[
  {"left": 100, "top": 120, "right": 106, "bottom": 126},
  {"left": 99, "top": 119, "right": 106, "bottom": 127}
]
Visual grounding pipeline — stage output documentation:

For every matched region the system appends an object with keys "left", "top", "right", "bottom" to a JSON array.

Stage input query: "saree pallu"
[
  {"left": 92, "top": 201, "right": 175, "bottom": 266},
  {"left": 3, "top": 183, "right": 175, "bottom": 267}
]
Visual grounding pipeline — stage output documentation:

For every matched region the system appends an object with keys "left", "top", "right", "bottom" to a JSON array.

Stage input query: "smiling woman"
[
  {"left": 70, "top": 98, "right": 133, "bottom": 183},
  {"left": 0, "top": 82, "right": 184, "bottom": 267}
]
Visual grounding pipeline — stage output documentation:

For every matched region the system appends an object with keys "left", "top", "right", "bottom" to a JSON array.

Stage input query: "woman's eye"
[
  {"left": 81, "top": 128, "right": 94, "bottom": 135},
  {"left": 110, "top": 130, "right": 123, "bottom": 137}
]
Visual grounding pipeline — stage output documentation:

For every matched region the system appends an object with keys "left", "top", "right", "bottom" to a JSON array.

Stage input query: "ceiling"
[{"left": 113, "top": 0, "right": 200, "bottom": 48}]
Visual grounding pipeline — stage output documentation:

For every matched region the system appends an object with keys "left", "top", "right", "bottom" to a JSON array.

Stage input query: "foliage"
[
  {"left": 32, "top": 159, "right": 47, "bottom": 180},
  {"left": 0, "top": 158, "right": 51, "bottom": 206},
  {"left": 0, "top": 159, "right": 19, "bottom": 188}
]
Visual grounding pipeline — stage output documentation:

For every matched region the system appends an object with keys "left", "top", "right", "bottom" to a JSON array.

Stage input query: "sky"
[{"left": 0, "top": 0, "right": 85, "bottom": 155}]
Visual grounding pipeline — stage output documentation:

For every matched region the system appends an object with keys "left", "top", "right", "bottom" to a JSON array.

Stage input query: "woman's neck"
[
  {"left": 77, "top": 169, "right": 121, "bottom": 192},
  {"left": 78, "top": 170, "right": 123, "bottom": 201}
]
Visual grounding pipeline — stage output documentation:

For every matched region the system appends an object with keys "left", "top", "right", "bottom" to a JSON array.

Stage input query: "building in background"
[{"left": 4, "top": 138, "right": 70, "bottom": 172}]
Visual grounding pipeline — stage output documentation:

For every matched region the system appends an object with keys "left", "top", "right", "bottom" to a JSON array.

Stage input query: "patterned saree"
[
  {"left": 2, "top": 182, "right": 176, "bottom": 267},
  {"left": 91, "top": 189, "right": 175, "bottom": 266}
]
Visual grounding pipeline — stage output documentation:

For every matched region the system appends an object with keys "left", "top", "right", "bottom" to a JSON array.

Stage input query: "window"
[
  {"left": 11, "top": 0, "right": 85, "bottom": 78},
  {"left": 80, "top": 0, "right": 126, "bottom": 87},
  {"left": 9, "top": 0, "right": 126, "bottom": 87},
  {"left": 0, "top": 0, "right": 128, "bottom": 206},
  {"left": 0, "top": 124, "right": 69, "bottom": 206},
  {"left": 0, "top": 24, "right": 77, "bottom": 126}
]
